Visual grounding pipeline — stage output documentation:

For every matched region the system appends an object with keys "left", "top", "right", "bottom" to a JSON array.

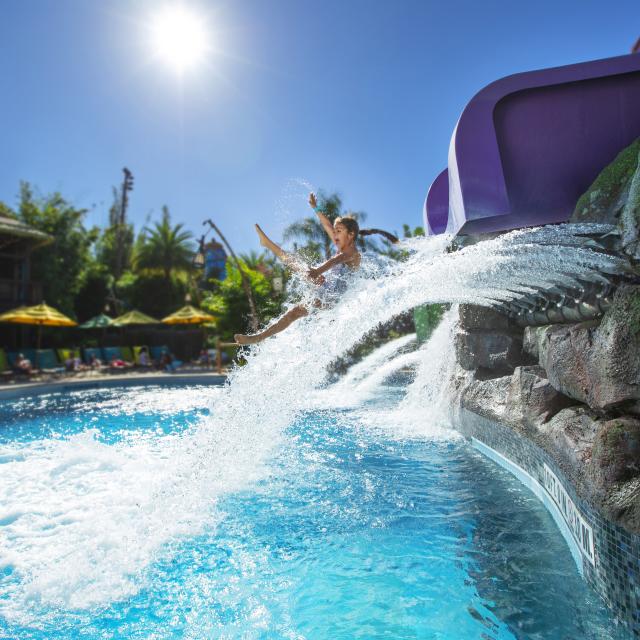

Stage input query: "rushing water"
[{"left": 0, "top": 227, "right": 631, "bottom": 638}]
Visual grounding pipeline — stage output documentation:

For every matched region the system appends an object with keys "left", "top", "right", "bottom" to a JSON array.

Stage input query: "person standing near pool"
[{"left": 234, "top": 193, "right": 398, "bottom": 345}]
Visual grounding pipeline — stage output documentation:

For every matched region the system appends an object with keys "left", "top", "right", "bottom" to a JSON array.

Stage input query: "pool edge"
[{"left": 0, "top": 372, "right": 226, "bottom": 400}]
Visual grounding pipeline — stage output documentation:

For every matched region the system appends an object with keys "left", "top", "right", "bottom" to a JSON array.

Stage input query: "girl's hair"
[{"left": 334, "top": 216, "right": 399, "bottom": 244}]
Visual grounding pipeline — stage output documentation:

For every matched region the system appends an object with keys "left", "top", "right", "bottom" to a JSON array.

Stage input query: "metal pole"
[{"left": 203, "top": 219, "right": 260, "bottom": 333}]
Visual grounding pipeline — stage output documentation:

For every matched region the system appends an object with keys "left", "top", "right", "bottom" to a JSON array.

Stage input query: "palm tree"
[
  {"left": 134, "top": 206, "right": 195, "bottom": 280},
  {"left": 239, "top": 250, "right": 268, "bottom": 271}
]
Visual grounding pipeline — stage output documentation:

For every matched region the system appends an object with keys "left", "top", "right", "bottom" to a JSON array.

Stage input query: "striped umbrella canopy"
[
  {"left": 78, "top": 313, "right": 113, "bottom": 329},
  {"left": 161, "top": 305, "right": 216, "bottom": 325},
  {"left": 0, "top": 302, "right": 78, "bottom": 355},
  {"left": 111, "top": 309, "right": 159, "bottom": 326},
  {"left": 0, "top": 302, "right": 77, "bottom": 327}
]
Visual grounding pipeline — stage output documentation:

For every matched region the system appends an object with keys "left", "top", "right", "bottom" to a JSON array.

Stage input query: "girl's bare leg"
[
  {"left": 234, "top": 305, "right": 308, "bottom": 345},
  {"left": 255, "top": 224, "right": 286, "bottom": 259},
  {"left": 255, "top": 224, "right": 304, "bottom": 272}
]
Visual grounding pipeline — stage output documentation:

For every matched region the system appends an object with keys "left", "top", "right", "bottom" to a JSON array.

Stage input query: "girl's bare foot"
[{"left": 234, "top": 333, "right": 260, "bottom": 345}]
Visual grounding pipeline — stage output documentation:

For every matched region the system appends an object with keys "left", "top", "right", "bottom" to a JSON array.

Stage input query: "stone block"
[
  {"left": 505, "top": 366, "right": 575, "bottom": 431},
  {"left": 455, "top": 330, "right": 524, "bottom": 375},
  {"left": 539, "top": 286, "right": 640, "bottom": 412},
  {"left": 591, "top": 417, "right": 640, "bottom": 486},
  {"left": 459, "top": 376, "right": 510, "bottom": 423},
  {"left": 539, "top": 407, "right": 602, "bottom": 487},
  {"left": 457, "top": 304, "right": 512, "bottom": 332},
  {"left": 522, "top": 325, "right": 549, "bottom": 360}
]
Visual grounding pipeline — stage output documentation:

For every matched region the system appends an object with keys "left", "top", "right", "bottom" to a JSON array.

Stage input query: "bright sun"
[{"left": 150, "top": 6, "right": 209, "bottom": 73}]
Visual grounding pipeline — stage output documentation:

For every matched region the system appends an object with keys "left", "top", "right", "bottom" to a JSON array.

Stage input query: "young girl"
[{"left": 234, "top": 193, "right": 398, "bottom": 345}]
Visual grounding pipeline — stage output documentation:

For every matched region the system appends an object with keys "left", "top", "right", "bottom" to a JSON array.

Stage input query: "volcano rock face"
[
  {"left": 454, "top": 291, "right": 640, "bottom": 532},
  {"left": 455, "top": 305, "right": 530, "bottom": 377},
  {"left": 538, "top": 286, "right": 640, "bottom": 413}
]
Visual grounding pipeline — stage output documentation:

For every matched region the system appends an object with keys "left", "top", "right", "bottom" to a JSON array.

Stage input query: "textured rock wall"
[{"left": 453, "top": 299, "right": 640, "bottom": 533}]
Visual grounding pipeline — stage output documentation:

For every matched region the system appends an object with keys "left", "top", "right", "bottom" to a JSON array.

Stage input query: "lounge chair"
[
  {"left": 102, "top": 346, "right": 124, "bottom": 362},
  {"left": 57, "top": 348, "right": 81, "bottom": 363},
  {"left": 7, "top": 351, "right": 38, "bottom": 376},
  {"left": 132, "top": 346, "right": 152, "bottom": 367},
  {"left": 82, "top": 347, "right": 104, "bottom": 367},
  {"left": 34, "top": 349, "right": 65, "bottom": 374},
  {"left": 149, "top": 346, "right": 170, "bottom": 366}
]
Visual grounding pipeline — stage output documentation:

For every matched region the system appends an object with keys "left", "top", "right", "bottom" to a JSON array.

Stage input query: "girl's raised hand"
[{"left": 308, "top": 192, "right": 317, "bottom": 210}]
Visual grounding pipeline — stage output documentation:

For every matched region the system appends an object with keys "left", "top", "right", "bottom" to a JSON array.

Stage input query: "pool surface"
[{"left": 0, "top": 383, "right": 629, "bottom": 639}]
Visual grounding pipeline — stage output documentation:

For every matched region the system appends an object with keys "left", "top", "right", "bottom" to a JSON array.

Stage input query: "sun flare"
[{"left": 150, "top": 6, "right": 209, "bottom": 72}]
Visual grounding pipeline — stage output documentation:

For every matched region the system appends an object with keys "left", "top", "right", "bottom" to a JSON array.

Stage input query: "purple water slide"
[
  {"left": 424, "top": 169, "right": 449, "bottom": 235},
  {"left": 424, "top": 53, "right": 640, "bottom": 236}
]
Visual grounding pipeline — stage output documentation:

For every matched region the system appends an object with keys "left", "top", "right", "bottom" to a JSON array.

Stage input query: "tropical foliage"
[
  {"left": 0, "top": 180, "right": 423, "bottom": 352},
  {"left": 134, "top": 206, "right": 195, "bottom": 279},
  {"left": 12, "top": 182, "right": 98, "bottom": 316},
  {"left": 200, "top": 260, "right": 285, "bottom": 339}
]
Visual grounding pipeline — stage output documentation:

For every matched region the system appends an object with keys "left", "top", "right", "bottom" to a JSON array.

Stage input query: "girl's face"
[{"left": 333, "top": 222, "right": 355, "bottom": 251}]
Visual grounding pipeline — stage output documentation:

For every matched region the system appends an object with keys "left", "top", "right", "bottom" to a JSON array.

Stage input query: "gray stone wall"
[{"left": 452, "top": 297, "right": 640, "bottom": 636}]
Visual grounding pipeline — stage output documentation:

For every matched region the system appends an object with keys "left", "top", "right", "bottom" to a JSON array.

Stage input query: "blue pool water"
[{"left": 0, "top": 383, "right": 628, "bottom": 639}]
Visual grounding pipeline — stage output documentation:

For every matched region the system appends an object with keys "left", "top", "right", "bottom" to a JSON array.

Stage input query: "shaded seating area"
[{"left": 0, "top": 303, "right": 220, "bottom": 384}]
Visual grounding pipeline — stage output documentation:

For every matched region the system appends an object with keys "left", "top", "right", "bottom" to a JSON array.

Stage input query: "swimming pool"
[{"left": 0, "top": 381, "right": 628, "bottom": 639}]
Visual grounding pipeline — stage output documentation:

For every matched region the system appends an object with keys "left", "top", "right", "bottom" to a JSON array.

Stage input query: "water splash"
[
  {"left": 321, "top": 333, "right": 417, "bottom": 407},
  {"left": 350, "top": 308, "right": 462, "bottom": 440},
  {"left": 0, "top": 224, "right": 626, "bottom": 622}
]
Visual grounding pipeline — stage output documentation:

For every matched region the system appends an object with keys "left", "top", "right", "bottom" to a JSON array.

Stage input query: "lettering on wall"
[{"left": 542, "top": 464, "right": 595, "bottom": 566}]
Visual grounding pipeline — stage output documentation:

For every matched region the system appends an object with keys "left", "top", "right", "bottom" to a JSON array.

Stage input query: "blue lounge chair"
[
  {"left": 35, "top": 349, "right": 65, "bottom": 373},
  {"left": 102, "top": 346, "right": 124, "bottom": 363},
  {"left": 83, "top": 347, "right": 104, "bottom": 365}
]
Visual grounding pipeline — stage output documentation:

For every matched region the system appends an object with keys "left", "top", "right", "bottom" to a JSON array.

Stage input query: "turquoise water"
[{"left": 0, "top": 384, "right": 628, "bottom": 639}]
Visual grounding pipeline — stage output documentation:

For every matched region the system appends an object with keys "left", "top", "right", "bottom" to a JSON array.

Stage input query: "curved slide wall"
[{"left": 425, "top": 53, "right": 640, "bottom": 236}]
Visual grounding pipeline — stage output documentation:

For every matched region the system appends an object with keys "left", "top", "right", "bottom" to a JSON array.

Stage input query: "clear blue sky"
[{"left": 1, "top": 0, "right": 637, "bottom": 253}]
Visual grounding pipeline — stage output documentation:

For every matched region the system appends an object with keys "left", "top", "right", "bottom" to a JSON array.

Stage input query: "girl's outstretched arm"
[
  {"left": 308, "top": 251, "right": 350, "bottom": 281},
  {"left": 309, "top": 193, "right": 338, "bottom": 248}
]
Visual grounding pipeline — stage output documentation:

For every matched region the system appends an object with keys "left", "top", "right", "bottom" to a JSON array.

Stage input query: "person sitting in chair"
[{"left": 14, "top": 353, "right": 33, "bottom": 375}]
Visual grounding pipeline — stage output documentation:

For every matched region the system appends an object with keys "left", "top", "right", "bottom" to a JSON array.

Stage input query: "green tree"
[
  {"left": 0, "top": 202, "right": 17, "bottom": 219},
  {"left": 403, "top": 223, "right": 425, "bottom": 238},
  {"left": 116, "top": 271, "right": 190, "bottom": 319},
  {"left": 16, "top": 182, "right": 96, "bottom": 316},
  {"left": 74, "top": 264, "right": 112, "bottom": 321},
  {"left": 201, "top": 260, "right": 284, "bottom": 340},
  {"left": 134, "top": 206, "right": 195, "bottom": 279}
]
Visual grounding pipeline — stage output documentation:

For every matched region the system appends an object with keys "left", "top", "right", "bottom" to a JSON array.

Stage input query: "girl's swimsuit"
[{"left": 317, "top": 262, "right": 350, "bottom": 306}]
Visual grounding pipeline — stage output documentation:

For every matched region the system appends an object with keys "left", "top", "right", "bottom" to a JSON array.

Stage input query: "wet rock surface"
[
  {"left": 455, "top": 331, "right": 524, "bottom": 376},
  {"left": 454, "top": 295, "right": 640, "bottom": 532},
  {"left": 505, "top": 366, "right": 576, "bottom": 430},
  {"left": 538, "top": 286, "right": 640, "bottom": 413},
  {"left": 571, "top": 137, "right": 640, "bottom": 227},
  {"left": 455, "top": 304, "right": 530, "bottom": 378}
]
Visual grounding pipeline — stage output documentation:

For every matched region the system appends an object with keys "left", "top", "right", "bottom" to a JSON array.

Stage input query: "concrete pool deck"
[{"left": 0, "top": 368, "right": 227, "bottom": 400}]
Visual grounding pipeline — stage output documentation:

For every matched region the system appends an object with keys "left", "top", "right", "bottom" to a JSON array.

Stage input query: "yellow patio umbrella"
[
  {"left": 162, "top": 305, "right": 217, "bottom": 364},
  {"left": 0, "top": 302, "right": 78, "bottom": 359},
  {"left": 161, "top": 305, "right": 216, "bottom": 325},
  {"left": 111, "top": 310, "right": 160, "bottom": 326}
]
